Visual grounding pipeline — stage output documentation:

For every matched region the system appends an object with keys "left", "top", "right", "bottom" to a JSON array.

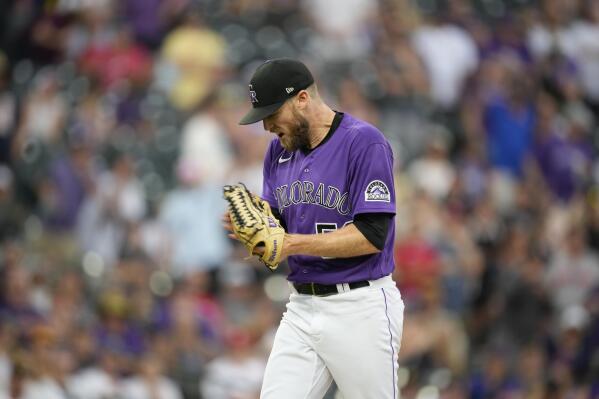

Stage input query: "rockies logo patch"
[
  {"left": 364, "top": 180, "right": 390, "bottom": 202},
  {"left": 249, "top": 84, "right": 258, "bottom": 104}
]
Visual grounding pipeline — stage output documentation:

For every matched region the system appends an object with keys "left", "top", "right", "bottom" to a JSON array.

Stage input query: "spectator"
[
  {"left": 77, "top": 152, "right": 146, "bottom": 267},
  {"left": 120, "top": 353, "right": 183, "bottom": 399},
  {"left": 545, "top": 227, "right": 599, "bottom": 312},
  {"left": 483, "top": 62, "right": 536, "bottom": 178},
  {"left": 301, "top": 0, "right": 378, "bottom": 62},
  {"left": 411, "top": 9, "right": 478, "bottom": 110},
  {"left": 0, "top": 326, "right": 13, "bottom": 399},
  {"left": 565, "top": 0, "right": 599, "bottom": 109},
  {"left": 0, "top": 53, "right": 16, "bottom": 165},
  {"left": 408, "top": 133, "right": 456, "bottom": 201},
  {"left": 37, "top": 143, "right": 91, "bottom": 232},
  {"left": 67, "top": 349, "right": 121, "bottom": 399},
  {"left": 200, "top": 326, "right": 266, "bottom": 399},
  {"left": 534, "top": 92, "right": 594, "bottom": 202},
  {"left": 0, "top": 2, "right": 597, "bottom": 398},
  {"left": 0, "top": 166, "right": 26, "bottom": 241},
  {"left": 158, "top": 161, "right": 231, "bottom": 276},
  {"left": 177, "top": 92, "right": 234, "bottom": 186},
  {"left": 12, "top": 69, "right": 66, "bottom": 155},
  {"left": 159, "top": 9, "right": 227, "bottom": 111}
]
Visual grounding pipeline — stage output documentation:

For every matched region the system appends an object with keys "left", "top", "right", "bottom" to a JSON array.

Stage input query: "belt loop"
[
  {"left": 343, "top": 283, "right": 350, "bottom": 292},
  {"left": 335, "top": 283, "right": 343, "bottom": 293},
  {"left": 288, "top": 282, "right": 297, "bottom": 294},
  {"left": 311, "top": 282, "right": 315, "bottom": 295}
]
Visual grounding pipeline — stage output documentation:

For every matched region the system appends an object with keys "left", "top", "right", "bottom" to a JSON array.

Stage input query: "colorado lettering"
[{"left": 274, "top": 181, "right": 351, "bottom": 215}]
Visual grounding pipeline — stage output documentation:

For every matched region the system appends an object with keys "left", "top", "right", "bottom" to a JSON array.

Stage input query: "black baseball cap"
[{"left": 239, "top": 58, "right": 314, "bottom": 125}]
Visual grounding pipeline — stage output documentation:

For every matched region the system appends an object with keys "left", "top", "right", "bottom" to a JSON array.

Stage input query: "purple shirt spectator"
[
  {"left": 124, "top": 0, "right": 164, "bottom": 48},
  {"left": 534, "top": 132, "right": 593, "bottom": 202},
  {"left": 95, "top": 323, "right": 146, "bottom": 357},
  {"left": 42, "top": 151, "right": 87, "bottom": 230}
]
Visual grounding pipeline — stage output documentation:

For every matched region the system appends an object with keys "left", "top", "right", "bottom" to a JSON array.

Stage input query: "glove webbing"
[{"left": 225, "top": 185, "right": 265, "bottom": 247}]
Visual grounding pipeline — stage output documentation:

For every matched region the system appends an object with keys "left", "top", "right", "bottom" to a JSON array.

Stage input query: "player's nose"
[{"left": 263, "top": 119, "right": 273, "bottom": 132}]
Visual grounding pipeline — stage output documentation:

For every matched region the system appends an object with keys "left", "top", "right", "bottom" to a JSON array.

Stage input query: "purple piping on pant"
[{"left": 382, "top": 288, "right": 396, "bottom": 399}]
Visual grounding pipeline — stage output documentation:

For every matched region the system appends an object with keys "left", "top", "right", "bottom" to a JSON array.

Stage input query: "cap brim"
[{"left": 238, "top": 102, "right": 285, "bottom": 125}]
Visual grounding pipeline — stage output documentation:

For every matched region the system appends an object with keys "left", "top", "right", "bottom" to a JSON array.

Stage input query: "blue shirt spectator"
[{"left": 484, "top": 93, "right": 536, "bottom": 178}]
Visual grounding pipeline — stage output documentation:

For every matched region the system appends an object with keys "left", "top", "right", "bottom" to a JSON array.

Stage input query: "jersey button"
[
  {"left": 304, "top": 168, "right": 309, "bottom": 173},
  {"left": 302, "top": 269, "right": 308, "bottom": 274}
]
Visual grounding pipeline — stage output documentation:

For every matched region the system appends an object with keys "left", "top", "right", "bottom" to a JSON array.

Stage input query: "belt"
[{"left": 293, "top": 280, "right": 370, "bottom": 297}]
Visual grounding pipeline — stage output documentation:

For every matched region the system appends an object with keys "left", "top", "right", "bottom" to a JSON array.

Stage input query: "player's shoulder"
[{"left": 340, "top": 113, "right": 389, "bottom": 147}]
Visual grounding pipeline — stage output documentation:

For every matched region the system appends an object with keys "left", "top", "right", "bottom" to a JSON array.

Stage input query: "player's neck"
[{"left": 308, "top": 106, "right": 336, "bottom": 149}]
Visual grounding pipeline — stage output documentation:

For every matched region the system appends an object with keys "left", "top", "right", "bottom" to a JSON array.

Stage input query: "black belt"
[{"left": 293, "top": 280, "right": 370, "bottom": 297}]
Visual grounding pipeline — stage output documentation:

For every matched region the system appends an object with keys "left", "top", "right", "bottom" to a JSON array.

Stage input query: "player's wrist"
[
  {"left": 282, "top": 233, "right": 298, "bottom": 258},
  {"left": 283, "top": 233, "right": 327, "bottom": 258}
]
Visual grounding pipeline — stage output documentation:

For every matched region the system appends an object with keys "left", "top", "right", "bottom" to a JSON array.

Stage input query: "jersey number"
[
  {"left": 315, "top": 223, "right": 338, "bottom": 234},
  {"left": 315, "top": 221, "right": 353, "bottom": 259}
]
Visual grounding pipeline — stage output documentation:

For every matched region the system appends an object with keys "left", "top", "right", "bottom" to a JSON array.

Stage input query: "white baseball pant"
[{"left": 260, "top": 275, "right": 404, "bottom": 399}]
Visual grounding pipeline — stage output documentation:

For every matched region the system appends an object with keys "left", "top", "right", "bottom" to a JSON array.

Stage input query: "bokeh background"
[{"left": 0, "top": 0, "right": 598, "bottom": 398}]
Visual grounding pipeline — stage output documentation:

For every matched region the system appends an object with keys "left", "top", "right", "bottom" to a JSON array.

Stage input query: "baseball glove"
[{"left": 223, "top": 183, "right": 285, "bottom": 270}]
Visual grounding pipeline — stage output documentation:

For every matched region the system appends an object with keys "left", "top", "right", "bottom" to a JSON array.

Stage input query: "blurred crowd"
[{"left": 0, "top": 0, "right": 598, "bottom": 398}]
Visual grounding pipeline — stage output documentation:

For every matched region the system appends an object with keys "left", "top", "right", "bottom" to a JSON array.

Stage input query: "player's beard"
[{"left": 282, "top": 109, "right": 311, "bottom": 152}]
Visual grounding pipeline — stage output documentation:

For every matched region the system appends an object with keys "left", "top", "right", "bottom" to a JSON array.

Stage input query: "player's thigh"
[
  {"left": 261, "top": 318, "right": 333, "bottom": 399},
  {"left": 321, "top": 286, "right": 404, "bottom": 399}
]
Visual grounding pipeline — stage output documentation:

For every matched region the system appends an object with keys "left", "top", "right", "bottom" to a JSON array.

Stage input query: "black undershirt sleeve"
[
  {"left": 272, "top": 208, "right": 390, "bottom": 250},
  {"left": 353, "top": 213, "right": 392, "bottom": 251}
]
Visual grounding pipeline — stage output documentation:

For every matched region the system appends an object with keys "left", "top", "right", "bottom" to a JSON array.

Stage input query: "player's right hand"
[{"left": 221, "top": 211, "right": 238, "bottom": 241}]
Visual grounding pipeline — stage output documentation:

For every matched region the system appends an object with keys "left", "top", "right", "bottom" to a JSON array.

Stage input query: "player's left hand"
[{"left": 222, "top": 184, "right": 286, "bottom": 270}]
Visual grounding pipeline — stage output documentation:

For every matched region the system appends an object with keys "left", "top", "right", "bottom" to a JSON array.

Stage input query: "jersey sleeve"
[
  {"left": 261, "top": 140, "right": 278, "bottom": 210},
  {"left": 349, "top": 141, "right": 396, "bottom": 216}
]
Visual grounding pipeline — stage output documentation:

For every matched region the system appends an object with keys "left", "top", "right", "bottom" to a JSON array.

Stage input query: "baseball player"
[{"left": 226, "top": 58, "right": 404, "bottom": 398}]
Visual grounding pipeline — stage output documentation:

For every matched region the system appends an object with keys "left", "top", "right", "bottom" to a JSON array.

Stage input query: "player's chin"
[{"left": 279, "top": 137, "right": 294, "bottom": 152}]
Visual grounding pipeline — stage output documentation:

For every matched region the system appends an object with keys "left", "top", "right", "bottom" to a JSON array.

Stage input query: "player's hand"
[
  {"left": 223, "top": 211, "right": 267, "bottom": 256},
  {"left": 222, "top": 211, "right": 238, "bottom": 241}
]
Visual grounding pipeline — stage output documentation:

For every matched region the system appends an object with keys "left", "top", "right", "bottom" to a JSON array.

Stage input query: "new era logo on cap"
[{"left": 239, "top": 59, "right": 314, "bottom": 125}]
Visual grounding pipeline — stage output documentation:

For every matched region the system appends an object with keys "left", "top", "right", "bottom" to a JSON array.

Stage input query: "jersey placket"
[{"left": 298, "top": 155, "right": 313, "bottom": 225}]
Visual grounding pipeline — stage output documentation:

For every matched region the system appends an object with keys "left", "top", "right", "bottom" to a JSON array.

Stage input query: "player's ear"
[{"left": 295, "top": 90, "right": 309, "bottom": 110}]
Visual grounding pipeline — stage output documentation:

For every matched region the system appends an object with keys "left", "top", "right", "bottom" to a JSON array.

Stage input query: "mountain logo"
[{"left": 365, "top": 180, "right": 390, "bottom": 202}]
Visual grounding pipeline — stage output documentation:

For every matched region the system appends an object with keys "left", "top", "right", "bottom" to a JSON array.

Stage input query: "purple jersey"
[{"left": 262, "top": 113, "right": 396, "bottom": 284}]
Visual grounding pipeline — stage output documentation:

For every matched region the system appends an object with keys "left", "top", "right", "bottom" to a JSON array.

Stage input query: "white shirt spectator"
[
  {"left": 179, "top": 112, "right": 233, "bottom": 185},
  {"left": 0, "top": 352, "right": 10, "bottom": 399},
  {"left": 119, "top": 376, "right": 183, "bottom": 399},
  {"left": 562, "top": 21, "right": 599, "bottom": 101},
  {"left": 545, "top": 247, "right": 599, "bottom": 312},
  {"left": 16, "top": 71, "right": 66, "bottom": 147},
  {"left": 408, "top": 137, "right": 456, "bottom": 201},
  {"left": 302, "top": 0, "right": 378, "bottom": 61},
  {"left": 21, "top": 377, "right": 67, "bottom": 399},
  {"left": 67, "top": 367, "right": 119, "bottom": 399},
  {"left": 412, "top": 23, "right": 478, "bottom": 109},
  {"left": 527, "top": 23, "right": 573, "bottom": 60},
  {"left": 77, "top": 164, "right": 146, "bottom": 267},
  {"left": 528, "top": 19, "right": 599, "bottom": 100},
  {"left": 159, "top": 184, "right": 231, "bottom": 276},
  {"left": 201, "top": 355, "right": 266, "bottom": 399},
  {"left": 95, "top": 172, "right": 146, "bottom": 223}
]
